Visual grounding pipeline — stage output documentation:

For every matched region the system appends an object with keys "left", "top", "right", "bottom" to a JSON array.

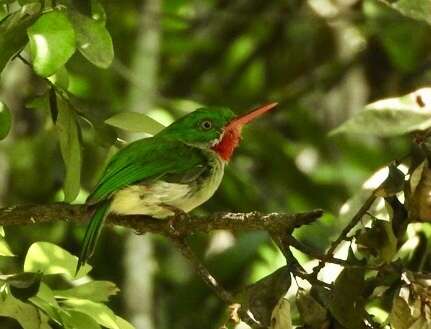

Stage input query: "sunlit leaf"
[
  {"left": 24, "top": 242, "right": 91, "bottom": 279},
  {"left": 105, "top": 112, "right": 166, "bottom": 135},
  {"left": 54, "top": 281, "right": 119, "bottom": 302},
  {"left": 28, "top": 10, "right": 76, "bottom": 77},
  {"left": 30, "top": 285, "right": 62, "bottom": 324},
  {"left": 382, "top": 0, "right": 431, "bottom": 25},
  {"left": 67, "top": 10, "right": 114, "bottom": 68},
  {"left": 389, "top": 297, "right": 416, "bottom": 329},
  {"left": 60, "top": 310, "right": 101, "bottom": 329},
  {"left": 270, "top": 298, "right": 292, "bottom": 329},
  {"left": 115, "top": 316, "right": 135, "bottom": 329},
  {"left": 0, "top": 3, "right": 41, "bottom": 74},
  {"left": 331, "top": 88, "right": 431, "bottom": 137},
  {"left": 63, "top": 298, "right": 120, "bottom": 329},
  {"left": 56, "top": 96, "right": 82, "bottom": 203},
  {"left": 0, "top": 295, "right": 41, "bottom": 329}
]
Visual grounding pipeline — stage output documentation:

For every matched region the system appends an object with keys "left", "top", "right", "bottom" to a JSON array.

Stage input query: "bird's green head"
[{"left": 161, "top": 103, "right": 278, "bottom": 161}]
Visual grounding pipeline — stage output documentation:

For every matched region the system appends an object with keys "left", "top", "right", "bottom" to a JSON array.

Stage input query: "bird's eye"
[{"left": 200, "top": 120, "right": 212, "bottom": 130}]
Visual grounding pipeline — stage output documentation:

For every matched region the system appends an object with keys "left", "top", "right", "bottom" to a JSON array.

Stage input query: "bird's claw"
[{"left": 158, "top": 203, "right": 189, "bottom": 238}]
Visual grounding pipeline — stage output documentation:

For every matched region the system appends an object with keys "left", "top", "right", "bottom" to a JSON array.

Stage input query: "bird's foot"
[{"left": 158, "top": 203, "right": 189, "bottom": 238}]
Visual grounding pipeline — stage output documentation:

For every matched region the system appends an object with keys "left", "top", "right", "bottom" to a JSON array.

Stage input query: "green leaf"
[
  {"left": 0, "top": 236, "right": 14, "bottom": 256},
  {"left": 26, "top": 94, "right": 49, "bottom": 111},
  {"left": 30, "top": 284, "right": 62, "bottom": 324},
  {"left": 54, "top": 281, "right": 119, "bottom": 302},
  {"left": 60, "top": 310, "right": 101, "bottom": 329},
  {"left": 331, "top": 88, "right": 431, "bottom": 137},
  {"left": 318, "top": 267, "right": 366, "bottom": 329},
  {"left": 115, "top": 316, "right": 135, "bottom": 329},
  {"left": 384, "top": 0, "right": 431, "bottom": 25},
  {"left": 270, "top": 298, "right": 292, "bottom": 329},
  {"left": 56, "top": 96, "right": 82, "bottom": 202},
  {"left": 63, "top": 298, "right": 120, "bottom": 329},
  {"left": 67, "top": 10, "right": 113, "bottom": 68},
  {"left": 0, "top": 295, "right": 41, "bottom": 329},
  {"left": 91, "top": 0, "right": 107, "bottom": 23},
  {"left": 28, "top": 10, "right": 76, "bottom": 77},
  {"left": 0, "top": 101, "right": 12, "bottom": 140},
  {"left": 0, "top": 3, "right": 41, "bottom": 74},
  {"left": 389, "top": 297, "right": 416, "bottom": 329},
  {"left": 24, "top": 242, "right": 92, "bottom": 279},
  {"left": 105, "top": 112, "right": 166, "bottom": 135},
  {"left": 47, "top": 66, "right": 69, "bottom": 90},
  {"left": 0, "top": 226, "right": 4, "bottom": 237}
]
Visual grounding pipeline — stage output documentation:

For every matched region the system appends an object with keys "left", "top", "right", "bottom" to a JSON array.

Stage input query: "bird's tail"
[{"left": 76, "top": 200, "right": 111, "bottom": 276}]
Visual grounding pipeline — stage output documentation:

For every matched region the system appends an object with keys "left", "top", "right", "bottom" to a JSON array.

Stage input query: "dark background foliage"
[{"left": 1, "top": 0, "right": 430, "bottom": 328}]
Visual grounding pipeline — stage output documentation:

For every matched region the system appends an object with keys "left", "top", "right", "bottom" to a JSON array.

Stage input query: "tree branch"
[
  {"left": 0, "top": 203, "right": 323, "bottom": 236},
  {"left": 0, "top": 203, "right": 323, "bottom": 328}
]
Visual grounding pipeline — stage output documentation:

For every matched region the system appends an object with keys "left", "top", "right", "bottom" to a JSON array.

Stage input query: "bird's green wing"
[{"left": 87, "top": 137, "right": 208, "bottom": 204}]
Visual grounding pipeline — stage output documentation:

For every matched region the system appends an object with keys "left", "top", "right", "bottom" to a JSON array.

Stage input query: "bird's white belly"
[{"left": 110, "top": 158, "right": 224, "bottom": 218}]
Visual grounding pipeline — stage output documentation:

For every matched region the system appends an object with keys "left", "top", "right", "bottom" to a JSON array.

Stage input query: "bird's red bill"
[{"left": 227, "top": 102, "right": 278, "bottom": 129}]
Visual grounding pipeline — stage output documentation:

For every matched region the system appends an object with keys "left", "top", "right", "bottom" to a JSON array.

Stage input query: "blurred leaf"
[
  {"left": 115, "top": 316, "right": 135, "bottom": 329},
  {"left": 60, "top": 310, "right": 101, "bottom": 329},
  {"left": 28, "top": 10, "right": 76, "bottom": 77},
  {"left": 91, "top": 0, "right": 107, "bottom": 23},
  {"left": 0, "top": 236, "right": 14, "bottom": 256},
  {"left": 0, "top": 295, "right": 41, "bottom": 329},
  {"left": 0, "top": 100, "right": 11, "bottom": 140},
  {"left": 67, "top": 10, "right": 114, "bottom": 68},
  {"left": 26, "top": 94, "right": 49, "bottom": 110},
  {"left": 54, "top": 281, "right": 119, "bottom": 302},
  {"left": 270, "top": 298, "right": 292, "bottom": 329},
  {"left": 105, "top": 112, "right": 166, "bottom": 135},
  {"left": 0, "top": 3, "right": 41, "bottom": 74},
  {"left": 24, "top": 241, "right": 92, "bottom": 279},
  {"left": 383, "top": 0, "right": 431, "bottom": 25},
  {"left": 331, "top": 88, "right": 431, "bottom": 137},
  {"left": 63, "top": 298, "right": 121, "bottom": 329},
  {"left": 296, "top": 291, "right": 328, "bottom": 329},
  {"left": 47, "top": 66, "right": 69, "bottom": 90},
  {"left": 56, "top": 96, "right": 82, "bottom": 202},
  {"left": 0, "top": 225, "right": 4, "bottom": 237}
]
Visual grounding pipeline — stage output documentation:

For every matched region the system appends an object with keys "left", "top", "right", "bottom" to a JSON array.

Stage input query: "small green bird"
[{"left": 77, "top": 103, "right": 277, "bottom": 272}]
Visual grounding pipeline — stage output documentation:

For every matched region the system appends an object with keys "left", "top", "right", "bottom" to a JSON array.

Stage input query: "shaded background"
[{"left": 0, "top": 0, "right": 427, "bottom": 328}]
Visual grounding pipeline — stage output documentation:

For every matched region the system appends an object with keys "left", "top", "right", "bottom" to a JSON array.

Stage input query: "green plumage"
[{"left": 76, "top": 107, "right": 236, "bottom": 274}]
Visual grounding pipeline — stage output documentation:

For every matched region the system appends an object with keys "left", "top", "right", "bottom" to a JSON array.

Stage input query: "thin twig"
[
  {"left": 311, "top": 193, "right": 377, "bottom": 276},
  {"left": 169, "top": 235, "right": 234, "bottom": 304}
]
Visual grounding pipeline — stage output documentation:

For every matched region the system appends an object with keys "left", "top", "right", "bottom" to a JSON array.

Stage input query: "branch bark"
[{"left": 0, "top": 203, "right": 323, "bottom": 235}]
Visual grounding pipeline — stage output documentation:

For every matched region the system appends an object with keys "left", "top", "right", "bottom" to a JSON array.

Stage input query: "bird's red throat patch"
[{"left": 212, "top": 127, "right": 242, "bottom": 161}]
